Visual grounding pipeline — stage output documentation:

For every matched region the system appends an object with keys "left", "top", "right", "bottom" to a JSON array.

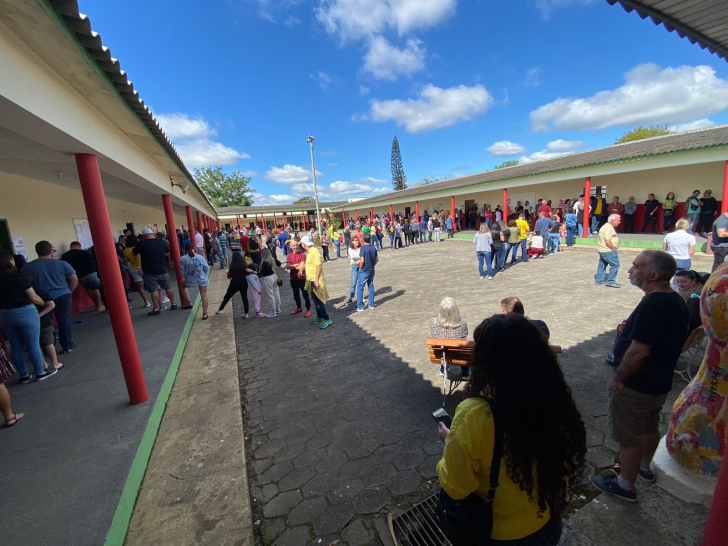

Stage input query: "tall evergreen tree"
[{"left": 390, "top": 135, "right": 407, "bottom": 191}]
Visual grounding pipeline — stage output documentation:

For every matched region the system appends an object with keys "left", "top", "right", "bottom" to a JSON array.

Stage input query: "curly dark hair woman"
[{"left": 437, "top": 314, "right": 586, "bottom": 545}]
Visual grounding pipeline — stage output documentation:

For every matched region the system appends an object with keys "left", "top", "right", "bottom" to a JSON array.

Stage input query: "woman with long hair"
[
  {"left": 504, "top": 219, "right": 521, "bottom": 266},
  {"left": 216, "top": 251, "right": 251, "bottom": 318},
  {"left": 343, "top": 237, "right": 362, "bottom": 306},
  {"left": 490, "top": 220, "right": 506, "bottom": 274},
  {"left": 473, "top": 222, "right": 494, "bottom": 279},
  {"left": 0, "top": 251, "right": 56, "bottom": 383},
  {"left": 663, "top": 217, "right": 696, "bottom": 288},
  {"left": 662, "top": 191, "right": 677, "bottom": 233},
  {"left": 437, "top": 314, "right": 586, "bottom": 545},
  {"left": 247, "top": 236, "right": 262, "bottom": 266},
  {"left": 180, "top": 243, "right": 211, "bottom": 319},
  {"left": 674, "top": 270, "right": 704, "bottom": 335},
  {"left": 259, "top": 248, "right": 281, "bottom": 317}
]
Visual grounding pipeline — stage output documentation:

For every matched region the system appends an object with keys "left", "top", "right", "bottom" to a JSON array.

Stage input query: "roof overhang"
[{"left": 607, "top": 0, "right": 728, "bottom": 62}]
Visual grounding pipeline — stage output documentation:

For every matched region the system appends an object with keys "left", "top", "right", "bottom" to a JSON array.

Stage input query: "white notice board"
[{"left": 73, "top": 219, "right": 93, "bottom": 249}]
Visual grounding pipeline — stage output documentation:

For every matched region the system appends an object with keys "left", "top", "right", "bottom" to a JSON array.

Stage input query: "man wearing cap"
[
  {"left": 133, "top": 228, "right": 179, "bottom": 316},
  {"left": 297, "top": 237, "right": 331, "bottom": 329}
]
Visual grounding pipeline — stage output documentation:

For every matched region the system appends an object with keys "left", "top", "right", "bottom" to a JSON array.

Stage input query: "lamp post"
[{"left": 307, "top": 135, "right": 323, "bottom": 237}]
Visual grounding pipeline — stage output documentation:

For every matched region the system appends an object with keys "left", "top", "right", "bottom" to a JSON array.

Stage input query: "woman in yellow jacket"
[{"left": 437, "top": 314, "right": 586, "bottom": 545}]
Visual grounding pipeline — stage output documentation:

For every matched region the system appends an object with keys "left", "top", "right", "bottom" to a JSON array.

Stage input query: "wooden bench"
[{"left": 426, "top": 338, "right": 562, "bottom": 406}]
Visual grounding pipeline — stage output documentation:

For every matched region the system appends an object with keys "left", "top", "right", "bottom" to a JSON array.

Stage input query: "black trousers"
[
  {"left": 641, "top": 214, "right": 657, "bottom": 233},
  {"left": 322, "top": 245, "right": 330, "bottom": 261},
  {"left": 712, "top": 247, "right": 728, "bottom": 272},
  {"left": 219, "top": 277, "right": 249, "bottom": 314},
  {"left": 697, "top": 213, "right": 715, "bottom": 234},
  {"left": 290, "top": 278, "right": 310, "bottom": 310},
  {"left": 624, "top": 214, "right": 635, "bottom": 233}
]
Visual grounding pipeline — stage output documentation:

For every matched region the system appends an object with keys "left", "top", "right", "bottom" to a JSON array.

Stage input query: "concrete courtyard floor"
[{"left": 235, "top": 240, "right": 712, "bottom": 546}]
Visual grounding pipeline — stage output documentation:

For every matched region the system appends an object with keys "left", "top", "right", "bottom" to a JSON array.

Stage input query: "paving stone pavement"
[{"left": 233, "top": 241, "right": 713, "bottom": 545}]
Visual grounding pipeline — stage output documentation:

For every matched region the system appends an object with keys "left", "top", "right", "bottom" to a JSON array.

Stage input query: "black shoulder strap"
[{"left": 481, "top": 396, "right": 503, "bottom": 504}]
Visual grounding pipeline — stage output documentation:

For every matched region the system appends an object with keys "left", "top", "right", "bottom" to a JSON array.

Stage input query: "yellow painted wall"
[{"left": 0, "top": 173, "right": 191, "bottom": 257}]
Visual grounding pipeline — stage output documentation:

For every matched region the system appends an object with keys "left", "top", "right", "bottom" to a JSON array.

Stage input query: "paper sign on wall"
[{"left": 12, "top": 237, "right": 27, "bottom": 259}]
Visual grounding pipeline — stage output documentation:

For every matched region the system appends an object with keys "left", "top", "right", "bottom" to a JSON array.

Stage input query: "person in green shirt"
[{"left": 662, "top": 192, "right": 676, "bottom": 234}]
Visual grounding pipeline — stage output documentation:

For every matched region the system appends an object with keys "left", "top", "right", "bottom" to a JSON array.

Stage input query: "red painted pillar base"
[
  {"left": 162, "top": 195, "right": 188, "bottom": 307},
  {"left": 503, "top": 188, "right": 508, "bottom": 224},
  {"left": 584, "top": 177, "right": 592, "bottom": 238},
  {"left": 185, "top": 206, "right": 196, "bottom": 254},
  {"left": 416, "top": 201, "right": 420, "bottom": 222},
  {"left": 450, "top": 196, "right": 455, "bottom": 231},
  {"left": 75, "top": 154, "right": 148, "bottom": 405}
]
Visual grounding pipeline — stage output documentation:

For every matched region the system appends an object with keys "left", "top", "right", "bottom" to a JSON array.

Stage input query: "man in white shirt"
[{"left": 195, "top": 231, "right": 204, "bottom": 255}]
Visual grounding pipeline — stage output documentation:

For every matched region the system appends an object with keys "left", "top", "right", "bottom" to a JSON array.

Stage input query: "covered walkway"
[{"left": 0, "top": 278, "right": 200, "bottom": 545}]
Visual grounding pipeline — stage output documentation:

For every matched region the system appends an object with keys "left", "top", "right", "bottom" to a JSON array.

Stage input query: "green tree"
[
  {"left": 193, "top": 166, "right": 254, "bottom": 207},
  {"left": 494, "top": 160, "right": 519, "bottom": 169},
  {"left": 391, "top": 135, "right": 407, "bottom": 191},
  {"left": 414, "top": 173, "right": 448, "bottom": 186},
  {"left": 293, "top": 196, "right": 316, "bottom": 205},
  {"left": 615, "top": 124, "right": 671, "bottom": 144}
]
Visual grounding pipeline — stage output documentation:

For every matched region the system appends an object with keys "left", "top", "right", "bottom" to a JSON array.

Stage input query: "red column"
[
  {"left": 196, "top": 211, "right": 207, "bottom": 258},
  {"left": 162, "top": 195, "right": 189, "bottom": 307},
  {"left": 302, "top": 215, "right": 306, "bottom": 230},
  {"left": 451, "top": 196, "right": 455, "bottom": 230},
  {"left": 185, "top": 206, "right": 196, "bottom": 254},
  {"left": 75, "top": 154, "right": 148, "bottom": 405},
  {"left": 355, "top": 209, "right": 358, "bottom": 221},
  {"left": 416, "top": 201, "right": 420, "bottom": 222},
  {"left": 503, "top": 188, "right": 508, "bottom": 223},
  {"left": 583, "top": 177, "right": 591, "bottom": 238},
  {"left": 722, "top": 160, "right": 728, "bottom": 214},
  {"left": 342, "top": 210, "right": 346, "bottom": 227}
]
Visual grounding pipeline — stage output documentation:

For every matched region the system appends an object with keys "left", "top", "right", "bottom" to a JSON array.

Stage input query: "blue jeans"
[
  {"left": 494, "top": 247, "right": 505, "bottom": 271},
  {"left": 674, "top": 258, "right": 691, "bottom": 289},
  {"left": 596, "top": 250, "right": 620, "bottom": 285},
  {"left": 53, "top": 292, "right": 74, "bottom": 350},
  {"left": 566, "top": 224, "right": 577, "bottom": 245},
  {"left": 476, "top": 251, "right": 493, "bottom": 277},
  {"left": 311, "top": 291, "right": 329, "bottom": 320},
  {"left": 688, "top": 213, "right": 700, "bottom": 232},
  {"left": 389, "top": 234, "right": 395, "bottom": 249},
  {"left": 0, "top": 304, "right": 45, "bottom": 377},
  {"left": 591, "top": 215, "right": 599, "bottom": 233},
  {"left": 357, "top": 269, "right": 375, "bottom": 309},
  {"left": 547, "top": 233, "right": 560, "bottom": 253},
  {"left": 519, "top": 239, "right": 528, "bottom": 261},
  {"left": 377, "top": 234, "right": 384, "bottom": 249},
  {"left": 504, "top": 242, "right": 516, "bottom": 264},
  {"left": 349, "top": 264, "right": 359, "bottom": 300},
  {"left": 578, "top": 223, "right": 584, "bottom": 237},
  {"left": 334, "top": 240, "right": 341, "bottom": 258}
]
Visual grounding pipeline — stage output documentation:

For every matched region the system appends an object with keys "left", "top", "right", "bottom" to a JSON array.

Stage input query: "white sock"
[{"left": 617, "top": 475, "right": 635, "bottom": 491}]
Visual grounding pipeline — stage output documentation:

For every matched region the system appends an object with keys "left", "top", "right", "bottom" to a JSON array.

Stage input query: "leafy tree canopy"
[
  {"left": 614, "top": 124, "right": 671, "bottom": 144},
  {"left": 494, "top": 160, "right": 519, "bottom": 169},
  {"left": 413, "top": 173, "right": 448, "bottom": 186},
  {"left": 193, "top": 166, "right": 254, "bottom": 207},
  {"left": 293, "top": 196, "right": 316, "bottom": 204}
]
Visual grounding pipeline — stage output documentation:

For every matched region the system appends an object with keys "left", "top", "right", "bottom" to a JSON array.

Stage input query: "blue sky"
[{"left": 79, "top": 0, "right": 728, "bottom": 205}]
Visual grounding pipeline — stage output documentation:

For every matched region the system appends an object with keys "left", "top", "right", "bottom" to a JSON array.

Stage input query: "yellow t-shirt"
[
  {"left": 437, "top": 398, "right": 550, "bottom": 541},
  {"left": 595, "top": 199, "right": 602, "bottom": 215},
  {"left": 516, "top": 219, "right": 530, "bottom": 239},
  {"left": 597, "top": 223, "right": 618, "bottom": 253},
  {"left": 305, "top": 246, "right": 323, "bottom": 282},
  {"left": 123, "top": 247, "right": 141, "bottom": 270}
]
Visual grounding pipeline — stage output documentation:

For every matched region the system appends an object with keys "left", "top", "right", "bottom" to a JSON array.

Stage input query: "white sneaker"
[
  {"left": 144, "top": 302, "right": 152, "bottom": 308},
  {"left": 215, "top": 310, "right": 223, "bottom": 315},
  {"left": 242, "top": 314, "right": 249, "bottom": 319},
  {"left": 265, "top": 312, "right": 277, "bottom": 318},
  {"left": 161, "top": 297, "right": 170, "bottom": 304}
]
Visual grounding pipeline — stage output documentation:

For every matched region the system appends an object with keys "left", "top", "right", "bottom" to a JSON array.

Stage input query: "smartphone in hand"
[{"left": 432, "top": 408, "right": 452, "bottom": 429}]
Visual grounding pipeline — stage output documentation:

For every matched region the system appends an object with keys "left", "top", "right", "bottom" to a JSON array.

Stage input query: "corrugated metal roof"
[
  {"left": 333, "top": 124, "right": 728, "bottom": 209},
  {"left": 47, "top": 0, "right": 217, "bottom": 213},
  {"left": 607, "top": 0, "right": 728, "bottom": 61},
  {"left": 217, "top": 201, "right": 347, "bottom": 214}
]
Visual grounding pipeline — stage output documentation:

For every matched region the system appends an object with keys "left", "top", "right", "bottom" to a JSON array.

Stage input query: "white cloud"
[
  {"left": 519, "top": 139, "right": 587, "bottom": 163},
  {"left": 253, "top": 193, "right": 296, "bottom": 206},
  {"left": 363, "top": 36, "right": 425, "bottom": 80},
  {"left": 367, "top": 84, "right": 493, "bottom": 133},
  {"left": 328, "top": 163, "right": 339, "bottom": 167},
  {"left": 669, "top": 119, "right": 716, "bottom": 133},
  {"left": 157, "top": 113, "right": 216, "bottom": 140},
  {"left": 530, "top": 64, "right": 728, "bottom": 132},
  {"left": 283, "top": 15, "right": 301, "bottom": 26},
  {"left": 239, "top": 170, "right": 259, "bottom": 177},
  {"left": 487, "top": 140, "right": 527, "bottom": 156},
  {"left": 175, "top": 139, "right": 250, "bottom": 168},
  {"left": 359, "top": 85, "right": 371, "bottom": 96},
  {"left": 535, "top": 0, "right": 596, "bottom": 20},
  {"left": 524, "top": 67, "right": 542, "bottom": 87},
  {"left": 316, "top": 0, "right": 456, "bottom": 42},
  {"left": 290, "top": 178, "right": 389, "bottom": 200},
  {"left": 264, "top": 164, "right": 324, "bottom": 184},
  {"left": 310, "top": 70, "right": 337, "bottom": 90}
]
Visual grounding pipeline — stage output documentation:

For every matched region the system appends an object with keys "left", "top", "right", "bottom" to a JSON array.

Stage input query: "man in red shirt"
[
  {"left": 285, "top": 240, "right": 311, "bottom": 317},
  {"left": 539, "top": 200, "right": 553, "bottom": 218}
]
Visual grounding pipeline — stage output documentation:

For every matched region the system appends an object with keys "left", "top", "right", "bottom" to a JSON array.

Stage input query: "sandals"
[
  {"left": 202, "top": 314, "right": 209, "bottom": 320},
  {"left": 2, "top": 412, "right": 25, "bottom": 428}
]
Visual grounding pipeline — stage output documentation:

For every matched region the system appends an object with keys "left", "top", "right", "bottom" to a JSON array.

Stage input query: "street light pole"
[{"left": 307, "top": 135, "right": 323, "bottom": 238}]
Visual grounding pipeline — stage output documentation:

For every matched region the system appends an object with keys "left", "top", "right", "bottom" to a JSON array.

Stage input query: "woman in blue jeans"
[
  {"left": 564, "top": 211, "right": 578, "bottom": 246},
  {"left": 343, "top": 238, "right": 362, "bottom": 305},
  {"left": 0, "top": 252, "right": 57, "bottom": 382}
]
